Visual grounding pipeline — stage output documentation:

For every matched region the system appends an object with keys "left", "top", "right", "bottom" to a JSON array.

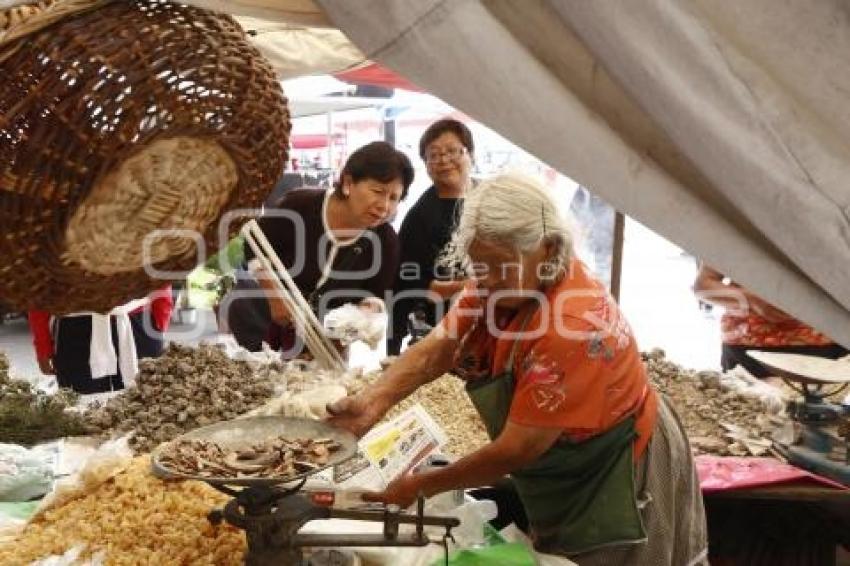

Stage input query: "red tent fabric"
[
  {"left": 291, "top": 133, "right": 343, "bottom": 149},
  {"left": 334, "top": 62, "right": 420, "bottom": 92}
]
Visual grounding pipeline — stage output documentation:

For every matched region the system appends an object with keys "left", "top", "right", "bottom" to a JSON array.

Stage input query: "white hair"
[{"left": 441, "top": 172, "right": 574, "bottom": 281}]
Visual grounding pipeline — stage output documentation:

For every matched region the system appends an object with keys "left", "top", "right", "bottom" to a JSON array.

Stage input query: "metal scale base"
[
  {"left": 747, "top": 351, "right": 850, "bottom": 487},
  {"left": 152, "top": 417, "right": 459, "bottom": 566}
]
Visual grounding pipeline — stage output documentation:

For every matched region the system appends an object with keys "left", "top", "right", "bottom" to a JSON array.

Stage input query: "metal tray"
[
  {"left": 151, "top": 416, "right": 357, "bottom": 486},
  {"left": 747, "top": 350, "right": 850, "bottom": 385}
]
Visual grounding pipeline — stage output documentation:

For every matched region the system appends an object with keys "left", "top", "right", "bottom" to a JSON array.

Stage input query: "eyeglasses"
[{"left": 425, "top": 146, "right": 468, "bottom": 164}]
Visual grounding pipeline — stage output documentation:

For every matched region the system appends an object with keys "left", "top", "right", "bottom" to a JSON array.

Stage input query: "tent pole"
[
  {"left": 326, "top": 110, "right": 334, "bottom": 169},
  {"left": 610, "top": 211, "right": 625, "bottom": 302}
]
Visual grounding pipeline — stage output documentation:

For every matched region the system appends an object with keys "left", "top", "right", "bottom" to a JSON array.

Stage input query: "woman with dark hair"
[
  {"left": 388, "top": 118, "right": 475, "bottom": 355},
  {"left": 228, "top": 141, "right": 414, "bottom": 356}
]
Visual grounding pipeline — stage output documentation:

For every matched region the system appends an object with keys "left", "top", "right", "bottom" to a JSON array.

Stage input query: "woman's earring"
[{"left": 538, "top": 260, "right": 561, "bottom": 283}]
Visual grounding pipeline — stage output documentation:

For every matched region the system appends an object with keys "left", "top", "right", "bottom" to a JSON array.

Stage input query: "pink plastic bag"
[{"left": 696, "top": 455, "right": 848, "bottom": 492}]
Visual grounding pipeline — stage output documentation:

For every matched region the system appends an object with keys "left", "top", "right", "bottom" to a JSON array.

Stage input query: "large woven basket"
[{"left": 0, "top": 0, "right": 290, "bottom": 314}]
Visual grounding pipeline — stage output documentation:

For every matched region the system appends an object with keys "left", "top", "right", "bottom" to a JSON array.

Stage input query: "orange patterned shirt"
[
  {"left": 721, "top": 313, "right": 835, "bottom": 347},
  {"left": 441, "top": 258, "right": 657, "bottom": 458}
]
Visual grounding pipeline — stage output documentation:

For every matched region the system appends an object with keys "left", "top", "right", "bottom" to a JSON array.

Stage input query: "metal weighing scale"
[
  {"left": 152, "top": 417, "right": 460, "bottom": 566},
  {"left": 747, "top": 351, "right": 850, "bottom": 486}
]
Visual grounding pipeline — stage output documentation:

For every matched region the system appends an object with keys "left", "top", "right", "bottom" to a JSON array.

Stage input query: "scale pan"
[
  {"left": 151, "top": 416, "right": 357, "bottom": 487},
  {"left": 746, "top": 351, "right": 850, "bottom": 385}
]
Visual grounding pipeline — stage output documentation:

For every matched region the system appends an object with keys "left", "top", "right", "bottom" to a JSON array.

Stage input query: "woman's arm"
[
  {"left": 255, "top": 267, "right": 292, "bottom": 325},
  {"left": 363, "top": 226, "right": 401, "bottom": 300},
  {"left": 367, "top": 421, "right": 563, "bottom": 507},
  {"left": 327, "top": 327, "right": 458, "bottom": 436},
  {"left": 693, "top": 264, "right": 792, "bottom": 322}
]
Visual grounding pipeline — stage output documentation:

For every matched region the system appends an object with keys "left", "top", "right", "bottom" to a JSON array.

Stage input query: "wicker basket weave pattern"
[{"left": 0, "top": 0, "right": 290, "bottom": 314}]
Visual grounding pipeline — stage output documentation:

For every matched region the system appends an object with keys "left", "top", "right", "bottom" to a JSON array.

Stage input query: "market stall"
[{"left": 2, "top": 1, "right": 850, "bottom": 565}]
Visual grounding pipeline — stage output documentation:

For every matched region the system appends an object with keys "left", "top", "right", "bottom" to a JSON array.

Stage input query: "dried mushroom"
[
  {"left": 643, "top": 349, "right": 787, "bottom": 457},
  {"left": 83, "top": 344, "right": 275, "bottom": 453}
]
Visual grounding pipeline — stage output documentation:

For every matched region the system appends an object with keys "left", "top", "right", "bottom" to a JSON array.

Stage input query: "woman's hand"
[
  {"left": 428, "top": 279, "right": 468, "bottom": 301},
  {"left": 362, "top": 473, "right": 423, "bottom": 508},
  {"left": 255, "top": 268, "right": 292, "bottom": 325},
  {"left": 358, "top": 297, "right": 385, "bottom": 314},
  {"left": 326, "top": 393, "right": 388, "bottom": 438},
  {"left": 328, "top": 331, "right": 457, "bottom": 437}
]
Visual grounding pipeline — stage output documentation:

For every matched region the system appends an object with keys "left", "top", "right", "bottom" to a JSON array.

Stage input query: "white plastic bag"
[
  {"left": 456, "top": 500, "right": 498, "bottom": 547},
  {"left": 241, "top": 385, "right": 348, "bottom": 420},
  {"left": 35, "top": 436, "right": 133, "bottom": 516},
  {"left": 324, "top": 303, "right": 386, "bottom": 349},
  {"left": 721, "top": 366, "right": 787, "bottom": 414},
  {"left": 31, "top": 544, "right": 106, "bottom": 566},
  {"left": 0, "top": 444, "right": 55, "bottom": 502}
]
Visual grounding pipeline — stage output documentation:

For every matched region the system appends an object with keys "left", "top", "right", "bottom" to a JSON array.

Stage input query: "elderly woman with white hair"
[{"left": 328, "top": 173, "right": 708, "bottom": 564}]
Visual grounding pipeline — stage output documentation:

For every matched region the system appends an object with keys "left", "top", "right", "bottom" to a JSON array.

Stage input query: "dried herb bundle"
[{"left": 0, "top": 352, "right": 86, "bottom": 446}]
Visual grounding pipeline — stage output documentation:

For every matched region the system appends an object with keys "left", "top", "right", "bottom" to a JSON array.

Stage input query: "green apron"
[{"left": 465, "top": 316, "right": 646, "bottom": 555}]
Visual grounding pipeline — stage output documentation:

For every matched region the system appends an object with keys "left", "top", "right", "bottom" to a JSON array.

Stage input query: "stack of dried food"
[
  {"left": 359, "top": 352, "right": 788, "bottom": 458},
  {"left": 0, "top": 457, "right": 246, "bottom": 564},
  {"left": 159, "top": 436, "right": 342, "bottom": 479},
  {"left": 83, "top": 344, "right": 275, "bottom": 453},
  {"left": 0, "top": 352, "right": 86, "bottom": 446},
  {"left": 643, "top": 349, "right": 786, "bottom": 456}
]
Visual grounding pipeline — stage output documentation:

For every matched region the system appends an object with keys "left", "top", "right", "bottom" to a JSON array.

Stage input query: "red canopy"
[
  {"left": 334, "top": 62, "right": 420, "bottom": 92},
  {"left": 291, "top": 133, "right": 343, "bottom": 149}
]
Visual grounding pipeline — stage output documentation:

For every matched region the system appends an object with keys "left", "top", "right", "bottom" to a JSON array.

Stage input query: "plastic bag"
[
  {"left": 447, "top": 500, "right": 498, "bottom": 548},
  {"left": 434, "top": 543, "right": 537, "bottom": 566},
  {"left": 720, "top": 366, "right": 786, "bottom": 414},
  {"left": 31, "top": 544, "right": 106, "bottom": 566},
  {"left": 324, "top": 303, "right": 385, "bottom": 349},
  {"left": 35, "top": 435, "right": 133, "bottom": 516},
  {"left": 0, "top": 443, "right": 55, "bottom": 501},
  {"left": 241, "top": 385, "right": 348, "bottom": 420}
]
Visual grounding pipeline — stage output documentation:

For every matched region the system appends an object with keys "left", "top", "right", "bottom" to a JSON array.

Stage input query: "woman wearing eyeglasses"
[{"left": 388, "top": 119, "right": 475, "bottom": 355}]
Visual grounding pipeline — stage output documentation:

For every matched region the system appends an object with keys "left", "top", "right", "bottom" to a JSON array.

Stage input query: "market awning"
[
  {"left": 310, "top": 0, "right": 850, "bottom": 348},
  {"left": 334, "top": 62, "right": 420, "bottom": 92},
  {"left": 290, "top": 133, "right": 343, "bottom": 149},
  {"left": 289, "top": 96, "right": 385, "bottom": 118}
]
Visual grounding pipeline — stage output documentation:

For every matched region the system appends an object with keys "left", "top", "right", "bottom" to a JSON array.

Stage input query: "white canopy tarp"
[
  {"left": 311, "top": 0, "right": 850, "bottom": 348},
  {"left": 236, "top": 18, "right": 364, "bottom": 78},
  {"left": 142, "top": 0, "right": 850, "bottom": 347}
]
